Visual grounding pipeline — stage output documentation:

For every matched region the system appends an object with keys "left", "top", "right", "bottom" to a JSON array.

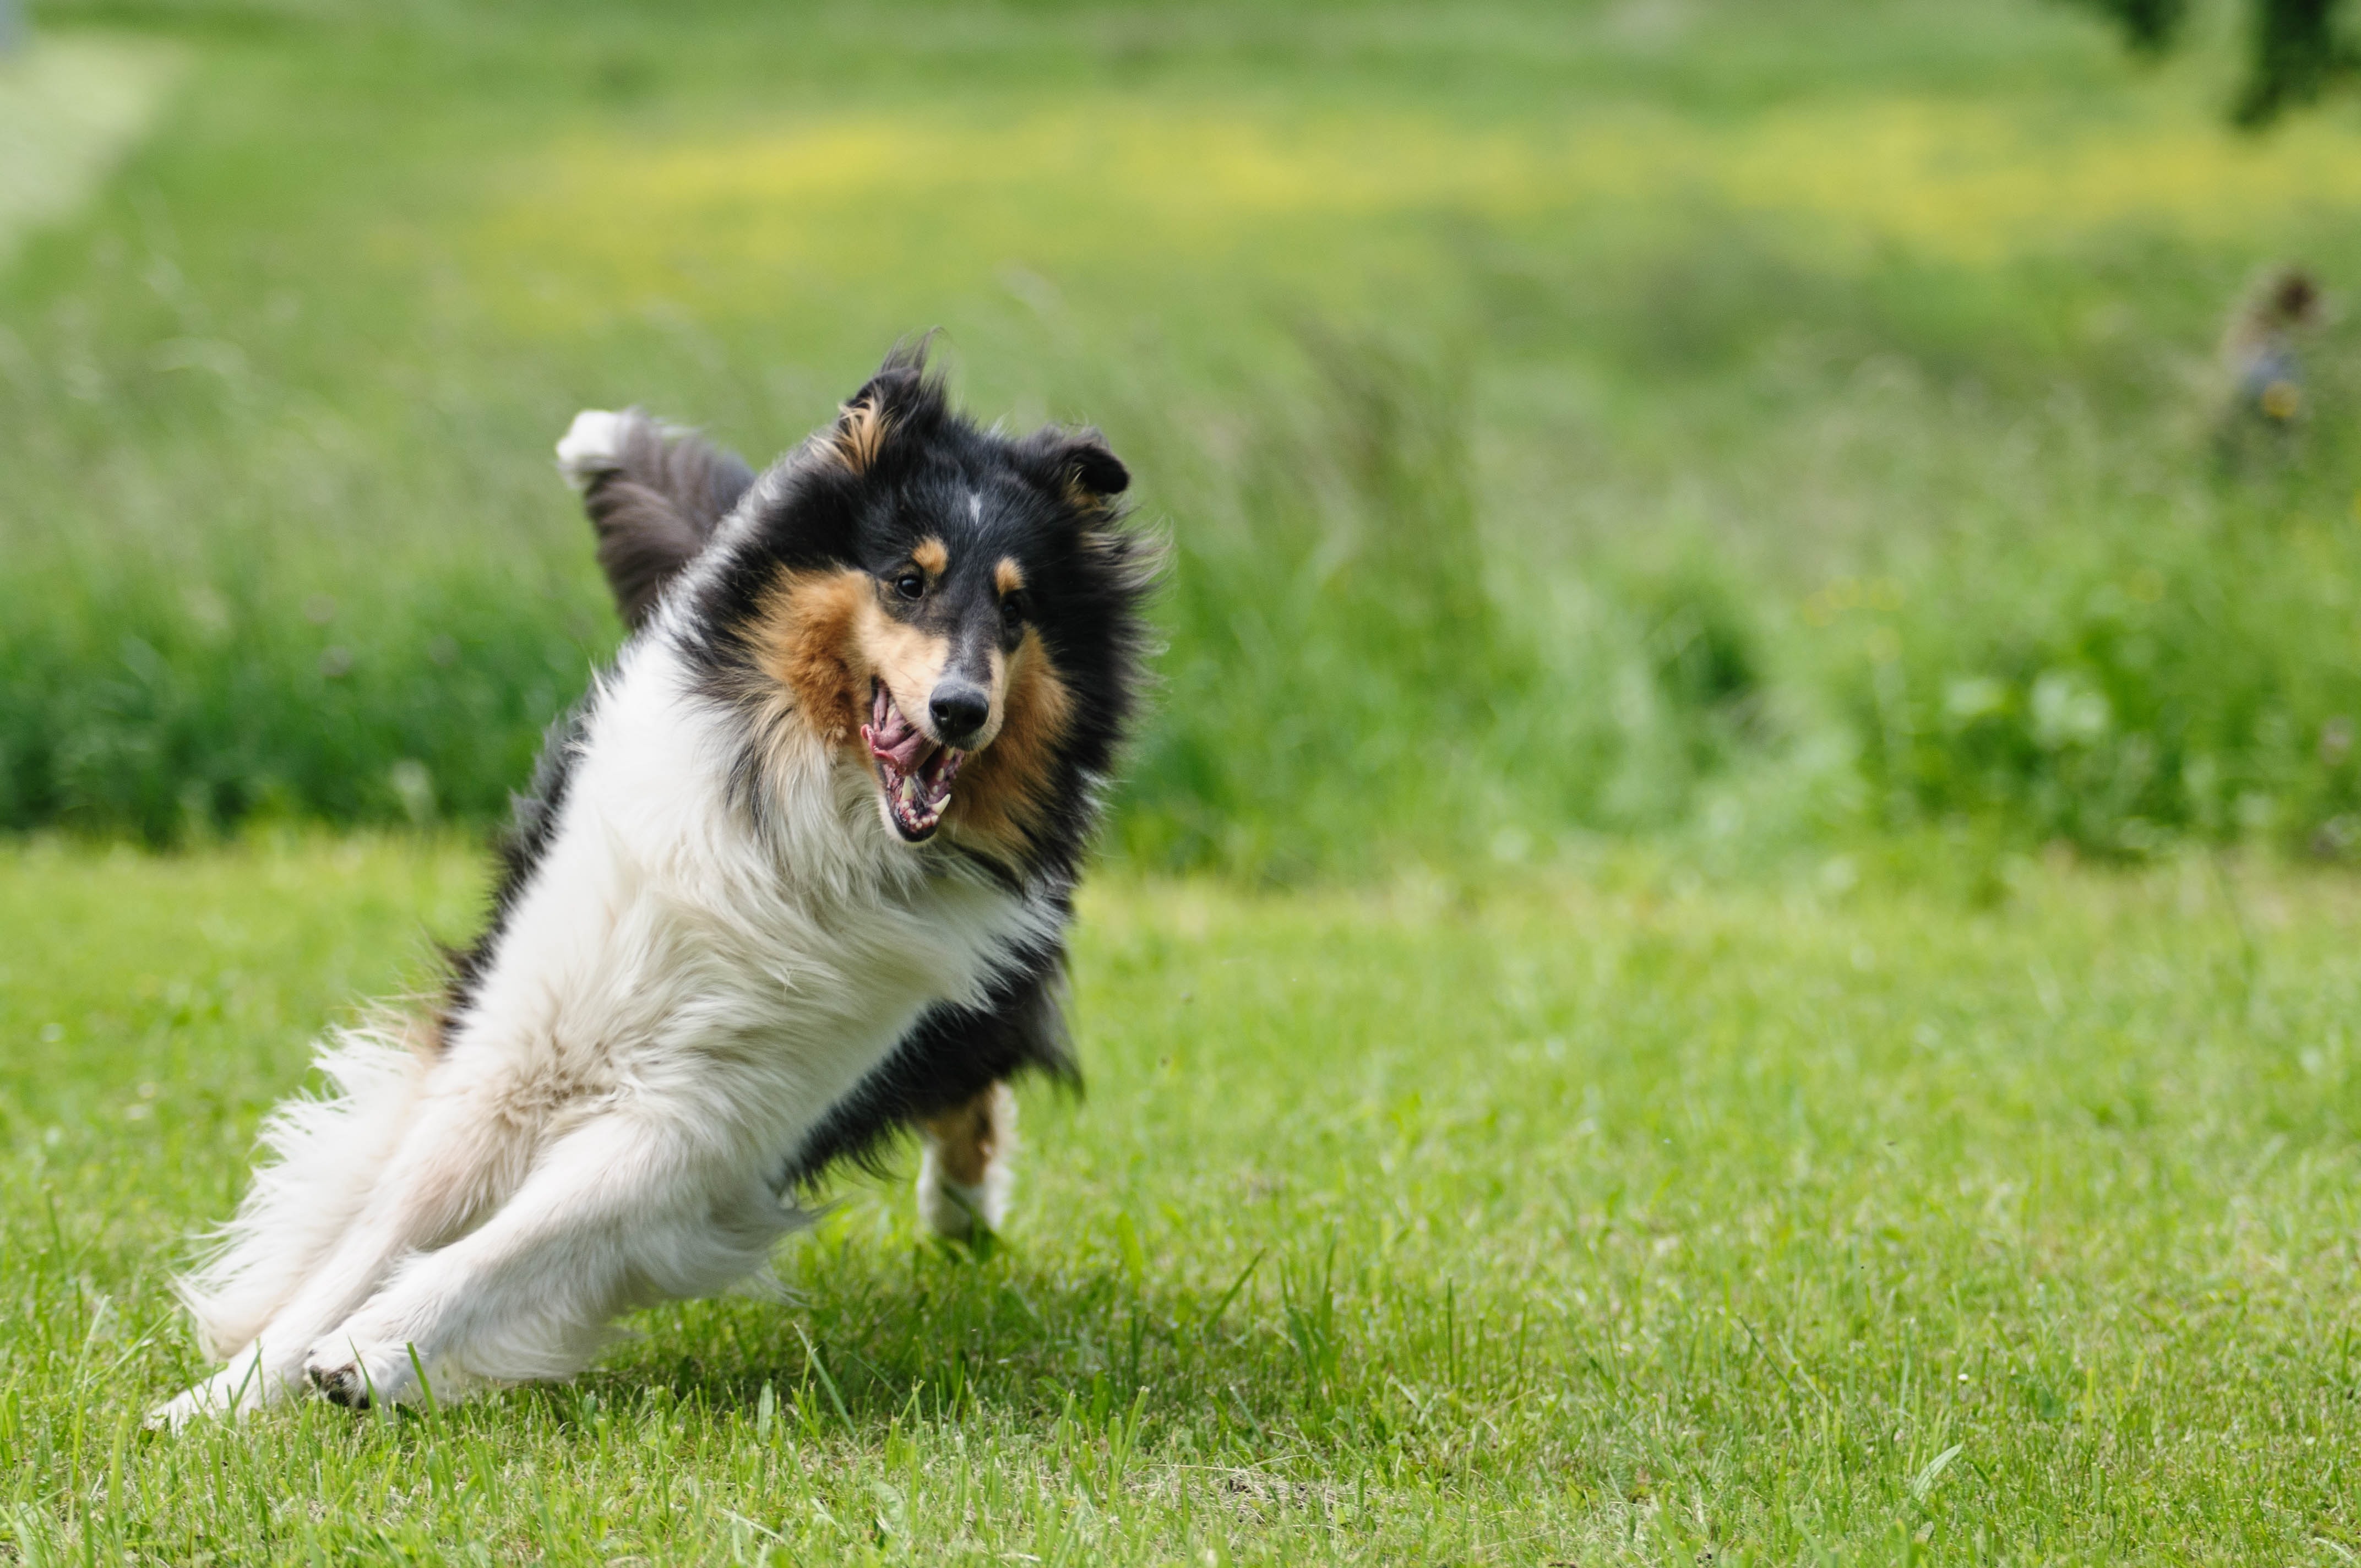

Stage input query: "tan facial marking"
[
  {"left": 994, "top": 557, "right": 1025, "bottom": 596},
  {"left": 912, "top": 537, "right": 948, "bottom": 576},
  {"left": 829, "top": 398, "right": 889, "bottom": 472},
  {"left": 946, "top": 628, "right": 1072, "bottom": 849},
  {"left": 748, "top": 567, "right": 871, "bottom": 745},
  {"left": 745, "top": 567, "right": 1052, "bottom": 839},
  {"left": 748, "top": 563, "right": 1015, "bottom": 756}
]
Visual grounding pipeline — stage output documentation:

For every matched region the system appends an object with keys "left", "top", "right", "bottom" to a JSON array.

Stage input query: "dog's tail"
[
  {"left": 556, "top": 409, "right": 757, "bottom": 629},
  {"left": 174, "top": 1018, "right": 434, "bottom": 1362}
]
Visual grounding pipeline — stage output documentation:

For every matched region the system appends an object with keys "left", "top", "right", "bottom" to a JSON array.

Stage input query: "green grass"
[
  {"left": 9, "top": 0, "right": 2361, "bottom": 867},
  {"left": 9, "top": 6, "right": 2361, "bottom": 1560},
  {"left": 8, "top": 836, "right": 2361, "bottom": 1562}
]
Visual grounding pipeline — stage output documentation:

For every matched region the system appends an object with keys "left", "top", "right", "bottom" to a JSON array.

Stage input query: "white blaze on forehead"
[{"left": 969, "top": 491, "right": 982, "bottom": 524}]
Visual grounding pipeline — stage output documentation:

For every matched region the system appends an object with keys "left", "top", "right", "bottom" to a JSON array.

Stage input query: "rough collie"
[{"left": 153, "top": 347, "right": 1155, "bottom": 1424}]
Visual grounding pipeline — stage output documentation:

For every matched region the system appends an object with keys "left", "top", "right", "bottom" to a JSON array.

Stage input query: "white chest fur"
[{"left": 453, "top": 637, "right": 1047, "bottom": 1178}]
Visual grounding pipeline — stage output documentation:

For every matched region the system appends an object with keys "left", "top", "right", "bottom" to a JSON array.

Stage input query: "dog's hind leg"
[
  {"left": 916, "top": 1082, "right": 1016, "bottom": 1241},
  {"left": 776, "top": 955, "right": 1065, "bottom": 1237}
]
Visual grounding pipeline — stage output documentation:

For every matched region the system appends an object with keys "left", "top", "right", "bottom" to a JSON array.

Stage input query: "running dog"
[{"left": 154, "top": 346, "right": 1155, "bottom": 1424}]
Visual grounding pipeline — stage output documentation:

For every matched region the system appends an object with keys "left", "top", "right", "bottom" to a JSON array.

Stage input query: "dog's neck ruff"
[{"left": 447, "top": 631, "right": 1053, "bottom": 1168}]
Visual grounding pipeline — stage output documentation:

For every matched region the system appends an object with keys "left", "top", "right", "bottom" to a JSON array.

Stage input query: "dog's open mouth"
[{"left": 862, "top": 679, "right": 964, "bottom": 841}]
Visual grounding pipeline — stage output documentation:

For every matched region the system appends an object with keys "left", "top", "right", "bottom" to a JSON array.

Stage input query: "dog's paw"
[
  {"left": 146, "top": 1352, "right": 287, "bottom": 1429},
  {"left": 302, "top": 1338, "right": 418, "bottom": 1410},
  {"left": 555, "top": 409, "right": 634, "bottom": 492},
  {"left": 917, "top": 1177, "right": 994, "bottom": 1242},
  {"left": 916, "top": 1157, "right": 1010, "bottom": 1245}
]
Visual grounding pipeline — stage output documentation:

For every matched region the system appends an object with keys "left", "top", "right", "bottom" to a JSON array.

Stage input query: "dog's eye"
[
  {"left": 892, "top": 572, "right": 925, "bottom": 601},
  {"left": 999, "top": 592, "right": 1027, "bottom": 629}
]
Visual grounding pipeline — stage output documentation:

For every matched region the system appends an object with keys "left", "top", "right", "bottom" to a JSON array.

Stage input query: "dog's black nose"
[{"left": 929, "top": 683, "right": 991, "bottom": 744}]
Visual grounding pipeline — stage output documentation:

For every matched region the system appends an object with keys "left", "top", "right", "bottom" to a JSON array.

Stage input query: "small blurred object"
[{"left": 2217, "top": 265, "right": 2326, "bottom": 459}]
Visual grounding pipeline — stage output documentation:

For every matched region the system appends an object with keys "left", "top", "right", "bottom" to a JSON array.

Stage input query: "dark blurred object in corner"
[
  {"left": 2070, "top": 0, "right": 2355, "bottom": 126},
  {"left": 2217, "top": 265, "right": 2327, "bottom": 463}
]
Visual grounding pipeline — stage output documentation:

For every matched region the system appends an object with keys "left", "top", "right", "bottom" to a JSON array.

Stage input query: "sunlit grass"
[{"left": 8, "top": 837, "right": 2361, "bottom": 1560}]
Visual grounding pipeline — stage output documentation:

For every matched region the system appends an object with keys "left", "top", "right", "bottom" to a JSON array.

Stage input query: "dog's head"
[{"left": 686, "top": 350, "right": 1155, "bottom": 863}]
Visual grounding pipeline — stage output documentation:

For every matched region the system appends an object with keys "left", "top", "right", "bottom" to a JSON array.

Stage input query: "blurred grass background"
[{"left": 7, "top": 0, "right": 2361, "bottom": 876}]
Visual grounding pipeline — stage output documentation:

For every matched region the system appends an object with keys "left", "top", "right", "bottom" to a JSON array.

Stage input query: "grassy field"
[
  {"left": 8, "top": 0, "right": 2361, "bottom": 868},
  {"left": 11, "top": 2, "right": 2361, "bottom": 1562},
  {"left": 4, "top": 837, "right": 2361, "bottom": 1562}
]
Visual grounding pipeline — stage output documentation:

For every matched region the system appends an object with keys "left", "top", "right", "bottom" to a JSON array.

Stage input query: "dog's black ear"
[
  {"left": 1021, "top": 429, "right": 1130, "bottom": 510},
  {"left": 826, "top": 342, "right": 949, "bottom": 475},
  {"left": 557, "top": 410, "right": 755, "bottom": 629},
  {"left": 1061, "top": 435, "right": 1130, "bottom": 500}
]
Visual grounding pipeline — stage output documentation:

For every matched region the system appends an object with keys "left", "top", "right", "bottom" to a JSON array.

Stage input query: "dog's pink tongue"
[
  {"left": 866, "top": 716, "right": 931, "bottom": 774},
  {"left": 862, "top": 687, "right": 934, "bottom": 774}
]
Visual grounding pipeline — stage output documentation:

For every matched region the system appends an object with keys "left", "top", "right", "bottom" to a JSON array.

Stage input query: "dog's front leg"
[
  {"left": 151, "top": 1081, "right": 529, "bottom": 1428},
  {"left": 155, "top": 1206, "right": 432, "bottom": 1426},
  {"left": 302, "top": 1109, "right": 742, "bottom": 1406}
]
